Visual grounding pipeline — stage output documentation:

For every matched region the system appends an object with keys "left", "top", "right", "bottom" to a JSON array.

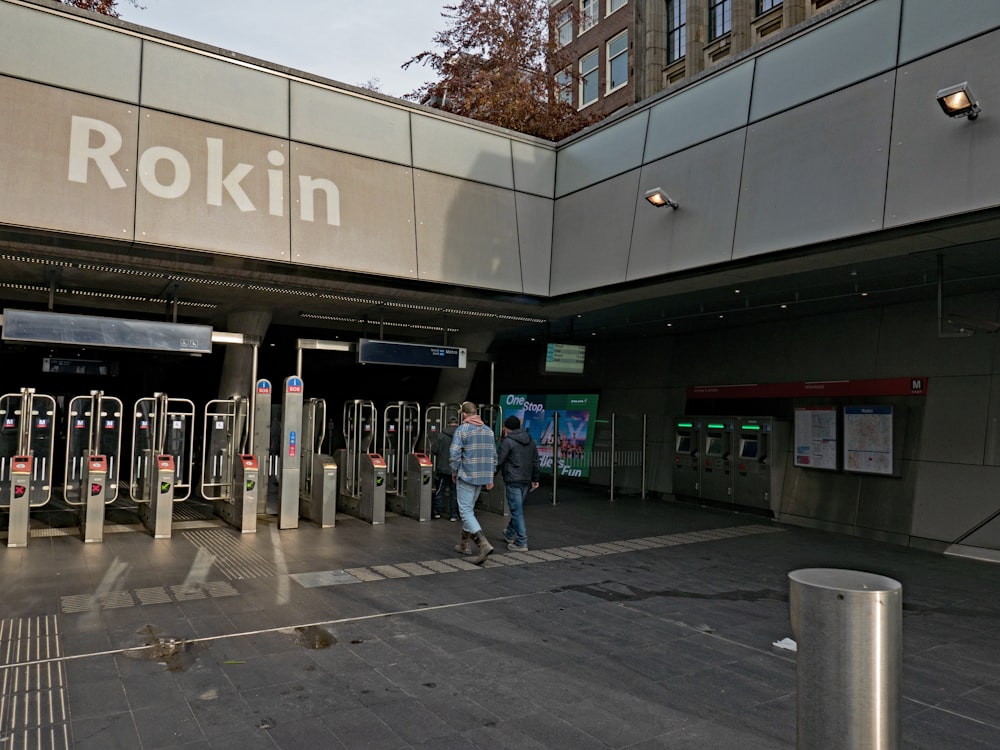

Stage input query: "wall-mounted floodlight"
[
  {"left": 936, "top": 82, "right": 980, "bottom": 120},
  {"left": 644, "top": 187, "right": 678, "bottom": 209}
]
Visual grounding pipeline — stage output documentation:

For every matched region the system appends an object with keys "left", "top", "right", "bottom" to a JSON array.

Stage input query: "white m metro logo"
[{"left": 67, "top": 116, "right": 340, "bottom": 225}]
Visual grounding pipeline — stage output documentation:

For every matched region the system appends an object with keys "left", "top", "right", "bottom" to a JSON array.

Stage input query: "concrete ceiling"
[{"left": 3, "top": 208, "right": 1000, "bottom": 349}]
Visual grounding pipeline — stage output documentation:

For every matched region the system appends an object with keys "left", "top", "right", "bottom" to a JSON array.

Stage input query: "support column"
[
  {"left": 432, "top": 331, "right": 495, "bottom": 403},
  {"left": 218, "top": 311, "right": 272, "bottom": 398}
]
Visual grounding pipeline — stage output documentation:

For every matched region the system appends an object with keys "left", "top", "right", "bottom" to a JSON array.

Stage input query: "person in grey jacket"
[{"left": 496, "top": 415, "right": 540, "bottom": 551}]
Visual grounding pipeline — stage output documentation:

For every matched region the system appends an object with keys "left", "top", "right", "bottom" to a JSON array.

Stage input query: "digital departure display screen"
[
  {"left": 544, "top": 343, "right": 586, "bottom": 374},
  {"left": 357, "top": 338, "right": 466, "bottom": 368}
]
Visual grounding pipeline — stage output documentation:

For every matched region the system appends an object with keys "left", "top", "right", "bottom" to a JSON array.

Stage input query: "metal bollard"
[{"left": 788, "top": 568, "right": 902, "bottom": 750}]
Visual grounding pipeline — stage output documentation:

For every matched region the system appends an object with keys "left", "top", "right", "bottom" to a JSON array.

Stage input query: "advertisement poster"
[{"left": 500, "top": 394, "right": 599, "bottom": 477}]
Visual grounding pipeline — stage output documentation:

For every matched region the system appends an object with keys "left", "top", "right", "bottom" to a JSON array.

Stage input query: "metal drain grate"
[{"left": 0, "top": 616, "right": 70, "bottom": 749}]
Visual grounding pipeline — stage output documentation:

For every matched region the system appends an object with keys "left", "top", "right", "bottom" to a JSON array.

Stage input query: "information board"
[
  {"left": 357, "top": 339, "right": 466, "bottom": 368},
  {"left": 544, "top": 343, "right": 586, "bottom": 374},
  {"left": 843, "top": 406, "right": 893, "bottom": 475},
  {"left": 793, "top": 407, "right": 838, "bottom": 470}
]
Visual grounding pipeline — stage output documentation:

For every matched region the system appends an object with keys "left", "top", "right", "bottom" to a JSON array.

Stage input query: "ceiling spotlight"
[
  {"left": 644, "top": 187, "right": 678, "bottom": 209},
  {"left": 936, "top": 82, "right": 980, "bottom": 120}
]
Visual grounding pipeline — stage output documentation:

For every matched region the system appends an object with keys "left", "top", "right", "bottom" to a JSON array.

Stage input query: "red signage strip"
[{"left": 688, "top": 377, "right": 927, "bottom": 399}]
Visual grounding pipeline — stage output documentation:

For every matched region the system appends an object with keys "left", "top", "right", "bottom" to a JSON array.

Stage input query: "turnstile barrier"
[
  {"left": 130, "top": 393, "right": 195, "bottom": 538},
  {"left": 201, "top": 396, "right": 256, "bottom": 533},
  {"left": 1, "top": 388, "right": 56, "bottom": 548},
  {"left": 63, "top": 391, "right": 123, "bottom": 543}
]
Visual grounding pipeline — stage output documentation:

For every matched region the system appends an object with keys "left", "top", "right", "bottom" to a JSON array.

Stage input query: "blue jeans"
[
  {"left": 503, "top": 482, "right": 528, "bottom": 547},
  {"left": 433, "top": 473, "right": 456, "bottom": 518},
  {"left": 456, "top": 478, "right": 484, "bottom": 534}
]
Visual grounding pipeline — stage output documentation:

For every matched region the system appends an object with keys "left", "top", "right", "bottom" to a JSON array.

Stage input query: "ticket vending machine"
[
  {"left": 734, "top": 417, "right": 790, "bottom": 514},
  {"left": 130, "top": 393, "right": 195, "bottom": 539},
  {"left": 278, "top": 376, "right": 304, "bottom": 529},
  {"left": 201, "top": 396, "right": 256, "bottom": 533},
  {"left": 335, "top": 399, "right": 384, "bottom": 524},
  {"left": 476, "top": 403, "right": 507, "bottom": 516},
  {"left": 700, "top": 418, "right": 735, "bottom": 504},
  {"left": 300, "top": 397, "right": 336, "bottom": 528},
  {"left": 1, "top": 388, "right": 56, "bottom": 548},
  {"left": 64, "top": 391, "right": 123, "bottom": 543},
  {"left": 672, "top": 419, "right": 701, "bottom": 499}
]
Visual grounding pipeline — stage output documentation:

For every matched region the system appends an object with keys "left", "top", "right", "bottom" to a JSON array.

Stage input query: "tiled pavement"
[{"left": 2, "top": 487, "right": 1000, "bottom": 748}]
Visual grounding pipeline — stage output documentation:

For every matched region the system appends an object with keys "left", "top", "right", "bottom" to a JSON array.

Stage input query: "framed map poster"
[{"left": 843, "top": 406, "right": 893, "bottom": 475}]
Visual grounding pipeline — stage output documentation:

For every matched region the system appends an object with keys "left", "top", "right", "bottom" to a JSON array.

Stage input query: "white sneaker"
[{"left": 507, "top": 543, "right": 529, "bottom": 552}]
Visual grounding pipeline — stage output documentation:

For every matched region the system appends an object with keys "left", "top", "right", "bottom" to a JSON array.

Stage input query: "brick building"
[{"left": 551, "top": 0, "right": 851, "bottom": 118}]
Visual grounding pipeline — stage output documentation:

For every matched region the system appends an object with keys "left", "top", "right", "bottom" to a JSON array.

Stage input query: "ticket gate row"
[{"left": 672, "top": 416, "right": 789, "bottom": 514}]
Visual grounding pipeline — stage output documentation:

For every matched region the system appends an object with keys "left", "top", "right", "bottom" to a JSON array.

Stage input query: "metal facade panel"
[
  {"left": 644, "top": 62, "right": 754, "bottom": 163},
  {"left": 555, "top": 111, "right": 648, "bottom": 198},
  {"left": 515, "top": 194, "right": 553, "bottom": 296},
  {"left": 141, "top": 42, "right": 289, "bottom": 138},
  {"left": 885, "top": 31, "right": 1000, "bottom": 229},
  {"left": 628, "top": 131, "right": 745, "bottom": 280},
  {"left": 0, "top": 2, "right": 140, "bottom": 102},
  {"left": 549, "top": 170, "right": 640, "bottom": 296},
  {"left": 289, "top": 143, "right": 417, "bottom": 279},
  {"left": 875, "top": 297, "right": 996, "bottom": 378},
  {"left": 411, "top": 115, "right": 514, "bottom": 189},
  {"left": 734, "top": 75, "right": 894, "bottom": 259},
  {"left": 749, "top": 0, "right": 900, "bottom": 121},
  {"left": 911, "top": 462, "right": 1000, "bottom": 541},
  {"left": 0, "top": 77, "right": 137, "bottom": 240},
  {"left": 133, "top": 110, "right": 291, "bottom": 261},
  {"left": 511, "top": 141, "right": 556, "bottom": 199},
  {"left": 899, "top": 0, "right": 1000, "bottom": 63},
  {"left": 412, "top": 170, "right": 522, "bottom": 292},
  {"left": 915, "top": 375, "right": 990, "bottom": 464},
  {"left": 290, "top": 82, "right": 412, "bottom": 166}
]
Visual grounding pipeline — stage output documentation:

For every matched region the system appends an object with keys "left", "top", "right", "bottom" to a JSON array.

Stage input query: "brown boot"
[
  {"left": 471, "top": 530, "right": 493, "bottom": 565},
  {"left": 454, "top": 530, "right": 473, "bottom": 555}
]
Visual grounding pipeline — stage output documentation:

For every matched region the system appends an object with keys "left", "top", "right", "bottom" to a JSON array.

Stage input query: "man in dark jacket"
[
  {"left": 496, "top": 415, "right": 540, "bottom": 551},
  {"left": 432, "top": 417, "right": 459, "bottom": 520}
]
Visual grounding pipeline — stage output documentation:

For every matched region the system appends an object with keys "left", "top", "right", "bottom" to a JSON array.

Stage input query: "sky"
[{"left": 116, "top": 0, "right": 452, "bottom": 99}]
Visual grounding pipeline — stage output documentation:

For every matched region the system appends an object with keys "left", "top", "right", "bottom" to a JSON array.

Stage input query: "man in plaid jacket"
[{"left": 449, "top": 401, "right": 498, "bottom": 565}]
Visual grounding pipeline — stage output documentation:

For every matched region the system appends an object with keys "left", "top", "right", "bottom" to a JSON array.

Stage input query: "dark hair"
[{"left": 504, "top": 415, "right": 520, "bottom": 430}]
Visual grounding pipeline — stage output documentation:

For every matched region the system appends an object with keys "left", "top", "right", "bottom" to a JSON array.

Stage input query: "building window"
[
  {"left": 556, "top": 9, "right": 573, "bottom": 47},
  {"left": 607, "top": 32, "right": 628, "bottom": 92},
  {"left": 580, "top": 0, "right": 598, "bottom": 32},
  {"left": 608, "top": 0, "right": 627, "bottom": 14},
  {"left": 756, "top": 0, "right": 781, "bottom": 13},
  {"left": 556, "top": 67, "right": 573, "bottom": 104},
  {"left": 580, "top": 49, "right": 599, "bottom": 106},
  {"left": 667, "top": 0, "right": 686, "bottom": 63},
  {"left": 709, "top": 0, "right": 732, "bottom": 40}
]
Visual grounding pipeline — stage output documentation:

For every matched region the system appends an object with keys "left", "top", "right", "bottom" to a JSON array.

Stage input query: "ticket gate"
[
  {"left": 1, "top": 388, "right": 56, "bottom": 548},
  {"left": 130, "top": 393, "right": 195, "bottom": 539},
  {"left": 334, "top": 399, "right": 384, "bottom": 524},
  {"left": 476, "top": 403, "right": 507, "bottom": 516},
  {"left": 383, "top": 401, "right": 430, "bottom": 520},
  {"left": 277, "top": 375, "right": 304, "bottom": 529},
  {"left": 734, "top": 417, "right": 790, "bottom": 513},
  {"left": 423, "top": 402, "right": 461, "bottom": 471},
  {"left": 200, "top": 396, "right": 257, "bottom": 533},
  {"left": 700, "top": 418, "right": 735, "bottom": 503},
  {"left": 252, "top": 379, "right": 281, "bottom": 516},
  {"left": 672, "top": 419, "right": 701, "bottom": 498},
  {"left": 299, "top": 397, "right": 336, "bottom": 527},
  {"left": 63, "top": 391, "right": 123, "bottom": 543}
]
